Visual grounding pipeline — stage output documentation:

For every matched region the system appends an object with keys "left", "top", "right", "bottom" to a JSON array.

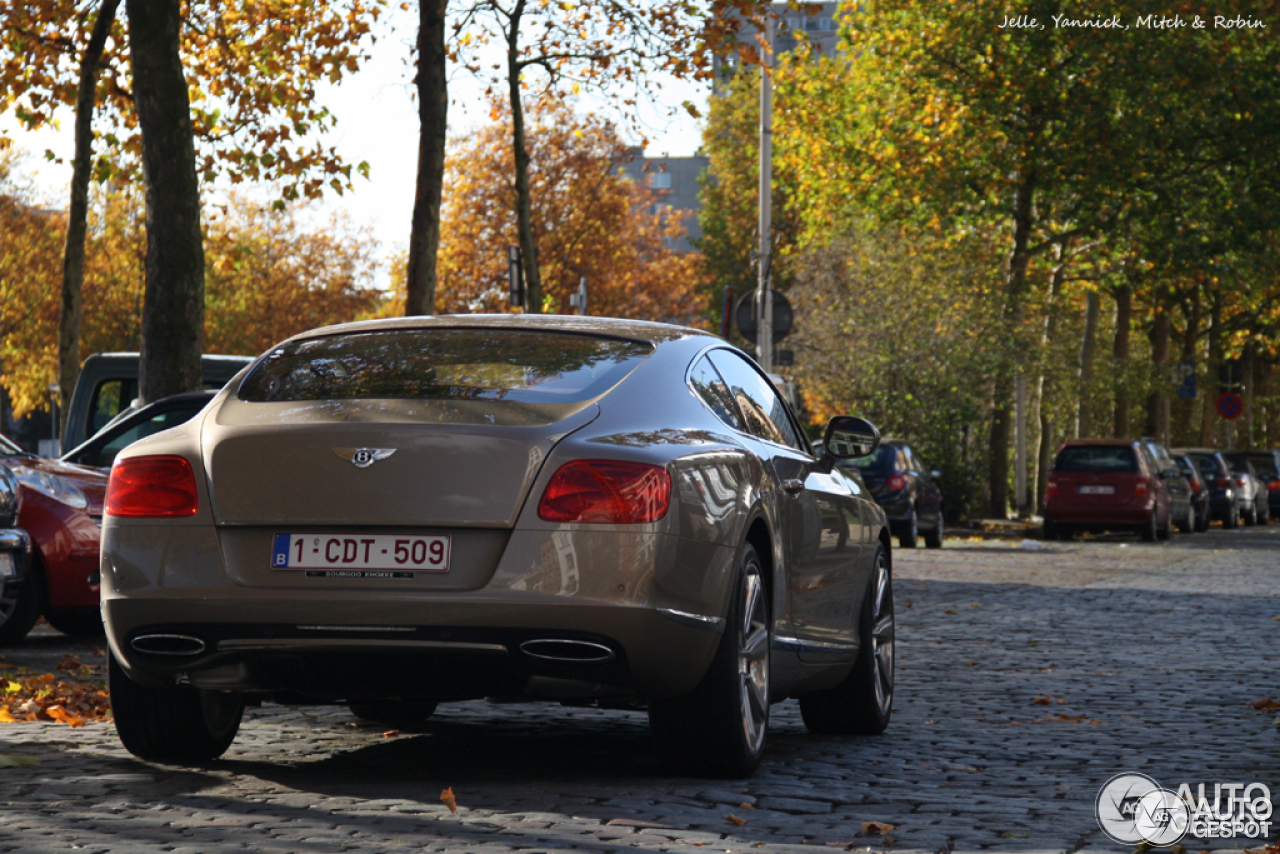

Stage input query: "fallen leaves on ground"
[
  {"left": 56, "top": 654, "right": 104, "bottom": 678},
  {"left": 381, "top": 729, "right": 399, "bottom": 738},
  {"left": 726, "top": 814, "right": 748, "bottom": 827},
  {"left": 0, "top": 673, "right": 110, "bottom": 726},
  {"left": 1032, "top": 694, "right": 1055, "bottom": 705},
  {"left": 440, "top": 786, "right": 457, "bottom": 813},
  {"left": 1250, "top": 698, "right": 1280, "bottom": 712},
  {"left": 860, "top": 821, "right": 897, "bottom": 835},
  {"left": 1042, "top": 714, "right": 1087, "bottom": 723},
  {"left": 1244, "top": 845, "right": 1280, "bottom": 854}
]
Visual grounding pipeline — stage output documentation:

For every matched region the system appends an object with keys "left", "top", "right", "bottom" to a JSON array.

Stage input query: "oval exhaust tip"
[
  {"left": 131, "top": 634, "right": 207, "bottom": 656},
  {"left": 519, "top": 639, "right": 616, "bottom": 664}
]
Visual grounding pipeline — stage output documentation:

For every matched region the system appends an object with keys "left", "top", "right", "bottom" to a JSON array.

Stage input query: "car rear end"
[
  {"left": 1174, "top": 450, "right": 1237, "bottom": 523},
  {"left": 101, "top": 320, "right": 741, "bottom": 709},
  {"left": 0, "top": 464, "right": 33, "bottom": 634},
  {"left": 1237, "top": 451, "right": 1280, "bottom": 515},
  {"left": 1044, "top": 442, "right": 1159, "bottom": 535}
]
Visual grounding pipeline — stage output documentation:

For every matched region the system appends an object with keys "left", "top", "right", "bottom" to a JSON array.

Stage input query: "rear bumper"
[
  {"left": 1043, "top": 501, "right": 1153, "bottom": 527},
  {"left": 102, "top": 523, "right": 736, "bottom": 702}
]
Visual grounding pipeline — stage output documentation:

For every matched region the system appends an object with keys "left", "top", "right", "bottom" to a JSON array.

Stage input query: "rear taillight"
[
  {"left": 1269, "top": 479, "right": 1280, "bottom": 492},
  {"left": 1046, "top": 477, "right": 1058, "bottom": 497},
  {"left": 883, "top": 474, "right": 908, "bottom": 492},
  {"left": 106, "top": 456, "right": 199, "bottom": 518},
  {"left": 1134, "top": 481, "right": 1149, "bottom": 497},
  {"left": 537, "top": 460, "right": 671, "bottom": 524},
  {"left": 1216, "top": 477, "right": 1231, "bottom": 489},
  {"left": 1190, "top": 475, "right": 1202, "bottom": 492},
  {"left": 1234, "top": 475, "right": 1247, "bottom": 487}
]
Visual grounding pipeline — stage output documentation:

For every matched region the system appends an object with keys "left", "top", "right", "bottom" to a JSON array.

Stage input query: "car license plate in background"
[
  {"left": 272, "top": 534, "right": 450, "bottom": 573},
  {"left": 0, "top": 553, "right": 12, "bottom": 579},
  {"left": 1078, "top": 485, "right": 1115, "bottom": 495}
]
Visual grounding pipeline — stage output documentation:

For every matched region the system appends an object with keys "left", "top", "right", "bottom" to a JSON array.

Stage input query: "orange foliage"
[{"left": 433, "top": 98, "right": 708, "bottom": 326}]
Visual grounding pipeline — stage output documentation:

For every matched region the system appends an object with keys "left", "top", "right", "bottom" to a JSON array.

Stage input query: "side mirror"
[{"left": 820, "top": 416, "right": 880, "bottom": 471}]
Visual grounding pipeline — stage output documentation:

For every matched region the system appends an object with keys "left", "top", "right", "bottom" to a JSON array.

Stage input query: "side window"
[
  {"left": 88, "top": 379, "right": 137, "bottom": 436},
  {"left": 688, "top": 356, "right": 743, "bottom": 431},
  {"left": 706, "top": 350, "right": 803, "bottom": 450}
]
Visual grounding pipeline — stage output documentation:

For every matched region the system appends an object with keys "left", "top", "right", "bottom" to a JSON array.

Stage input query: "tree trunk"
[
  {"left": 988, "top": 171, "right": 1036, "bottom": 518},
  {"left": 1242, "top": 344, "right": 1256, "bottom": 449},
  {"left": 58, "top": 0, "right": 121, "bottom": 434},
  {"left": 1144, "top": 299, "right": 1170, "bottom": 443},
  {"left": 127, "top": 0, "right": 205, "bottom": 403},
  {"left": 1112, "top": 282, "right": 1132, "bottom": 438},
  {"left": 404, "top": 0, "right": 447, "bottom": 317},
  {"left": 1077, "top": 289, "right": 1100, "bottom": 437},
  {"left": 1035, "top": 245, "right": 1067, "bottom": 512},
  {"left": 506, "top": 0, "right": 542, "bottom": 314},
  {"left": 1179, "top": 286, "right": 1201, "bottom": 444},
  {"left": 1201, "top": 295, "right": 1223, "bottom": 444}
]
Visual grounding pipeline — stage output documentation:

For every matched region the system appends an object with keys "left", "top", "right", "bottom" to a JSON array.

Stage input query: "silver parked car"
[{"left": 102, "top": 316, "right": 894, "bottom": 777}]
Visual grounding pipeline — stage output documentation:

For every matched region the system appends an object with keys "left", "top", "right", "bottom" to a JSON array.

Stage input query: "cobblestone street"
[{"left": 2, "top": 525, "right": 1278, "bottom": 854}]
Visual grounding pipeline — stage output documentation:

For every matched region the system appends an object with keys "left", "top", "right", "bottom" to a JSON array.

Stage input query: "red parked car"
[
  {"left": 1043, "top": 439, "right": 1174, "bottom": 542},
  {"left": 0, "top": 433, "right": 108, "bottom": 643}
]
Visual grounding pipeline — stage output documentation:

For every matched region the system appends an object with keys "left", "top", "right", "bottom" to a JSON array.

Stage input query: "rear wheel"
[
  {"left": 1139, "top": 512, "right": 1158, "bottom": 542},
  {"left": 799, "top": 545, "right": 894, "bottom": 735},
  {"left": 1223, "top": 503, "right": 1239, "bottom": 529},
  {"left": 1259, "top": 501, "right": 1271, "bottom": 525},
  {"left": 1157, "top": 511, "right": 1172, "bottom": 540},
  {"left": 1175, "top": 505, "right": 1194, "bottom": 534},
  {"left": 1042, "top": 523, "right": 1059, "bottom": 541},
  {"left": 1243, "top": 502, "right": 1257, "bottom": 526},
  {"left": 43, "top": 607, "right": 104, "bottom": 638},
  {"left": 650, "top": 542, "right": 770, "bottom": 778},
  {"left": 1195, "top": 504, "right": 1210, "bottom": 532},
  {"left": 109, "top": 653, "right": 244, "bottom": 762},
  {"left": 924, "top": 513, "right": 944, "bottom": 549},
  {"left": 0, "top": 566, "right": 42, "bottom": 646},
  {"left": 347, "top": 700, "right": 437, "bottom": 725},
  {"left": 898, "top": 508, "right": 918, "bottom": 549}
]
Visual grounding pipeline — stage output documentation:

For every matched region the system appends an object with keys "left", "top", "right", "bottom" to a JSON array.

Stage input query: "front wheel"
[
  {"left": 109, "top": 653, "right": 244, "bottom": 763},
  {"left": 0, "top": 568, "right": 42, "bottom": 646},
  {"left": 799, "top": 545, "right": 894, "bottom": 735},
  {"left": 650, "top": 542, "right": 770, "bottom": 778}
]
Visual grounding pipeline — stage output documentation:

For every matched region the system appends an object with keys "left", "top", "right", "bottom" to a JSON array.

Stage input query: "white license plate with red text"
[{"left": 272, "top": 533, "right": 450, "bottom": 572}]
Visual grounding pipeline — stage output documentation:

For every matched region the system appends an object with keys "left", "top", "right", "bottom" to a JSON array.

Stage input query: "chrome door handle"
[{"left": 782, "top": 478, "right": 805, "bottom": 495}]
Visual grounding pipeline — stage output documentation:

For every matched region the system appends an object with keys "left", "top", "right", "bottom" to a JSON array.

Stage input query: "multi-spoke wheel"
[
  {"left": 650, "top": 542, "right": 770, "bottom": 778},
  {"left": 799, "top": 544, "right": 895, "bottom": 735},
  {"left": 0, "top": 562, "right": 42, "bottom": 646}
]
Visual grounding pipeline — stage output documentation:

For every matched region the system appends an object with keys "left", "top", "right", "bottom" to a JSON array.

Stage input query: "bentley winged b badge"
[{"left": 333, "top": 448, "right": 397, "bottom": 469}]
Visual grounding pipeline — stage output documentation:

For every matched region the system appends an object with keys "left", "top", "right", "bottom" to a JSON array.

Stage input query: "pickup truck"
[{"left": 62, "top": 352, "right": 254, "bottom": 453}]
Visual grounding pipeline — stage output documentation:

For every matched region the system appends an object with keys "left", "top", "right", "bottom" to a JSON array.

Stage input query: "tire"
[
  {"left": 898, "top": 508, "right": 918, "bottom": 549},
  {"left": 1259, "top": 502, "right": 1271, "bottom": 525},
  {"left": 924, "top": 512, "right": 944, "bottom": 549},
  {"left": 799, "top": 545, "right": 894, "bottom": 736},
  {"left": 1139, "top": 512, "right": 1157, "bottom": 542},
  {"left": 1195, "top": 504, "right": 1210, "bottom": 532},
  {"left": 348, "top": 700, "right": 438, "bottom": 725},
  {"left": 0, "top": 566, "right": 42, "bottom": 646},
  {"left": 109, "top": 652, "right": 244, "bottom": 763},
  {"left": 650, "top": 542, "right": 770, "bottom": 778},
  {"left": 1176, "top": 505, "right": 1194, "bottom": 534},
  {"left": 1243, "top": 502, "right": 1257, "bottom": 526},
  {"left": 43, "top": 607, "right": 104, "bottom": 638},
  {"left": 1042, "top": 523, "right": 1059, "bottom": 541},
  {"left": 1157, "top": 511, "right": 1172, "bottom": 541},
  {"left": 1223, "top": 503, "right": 1239, "bottom": 529}
]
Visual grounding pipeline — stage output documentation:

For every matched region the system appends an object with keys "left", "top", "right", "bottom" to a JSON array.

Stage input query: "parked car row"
[{"left": 1043, "top": 436, "right": 1278, "bottom": 541}]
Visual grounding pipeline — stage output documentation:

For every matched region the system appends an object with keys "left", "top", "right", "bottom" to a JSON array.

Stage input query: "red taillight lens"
[
  {"left": 1217, "top": 477, "right": 1231, "bottom": 489},
  {"left": 537, "top": 460, "right": 671, "bottom": 524},
  {"left": 884, "top": 474, "right": 908, "bottom": 492},
  {"left": 1269, "top": 479, "right": 1280, "bottom": 492},
  {"left": 1234, "top": 476, "right": 1247, "bottom": 487},
  {"left": 1046, "top": 477, "right": 1058, "bottom": 497},
  {"left": 106, "top": 456, "right": 199, "bottom": 518},
  {"left": 1134, "top": 481, "right": 1149, "bottom": 497}
]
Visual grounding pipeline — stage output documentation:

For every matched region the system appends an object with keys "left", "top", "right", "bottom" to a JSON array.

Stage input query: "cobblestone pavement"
[{"left": 1, "top": 524, "right": 1278, "bottom": 854}]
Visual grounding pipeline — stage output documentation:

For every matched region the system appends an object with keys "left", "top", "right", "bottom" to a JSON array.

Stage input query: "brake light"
[
  {"left": 105, "top": 456, "right": 199, "bottom": 518},
  {"left": 1134, "top": 481, "right": 1149, "bottom": 497},
  {"left": 1269, "top": 479, "right": 1280, "bottom": 492},
  {"left": 537, "top": 460, "right": 671, "bottom": 523},
  {"left": 1216, "top": 477, "right": 1231, "bottom": 489},
  {"left": 1189, "top": 475, "right": 1202, "bottom": 492},
  {"left": 1234, "top": 476, "right": 1247, "bottom": 487},
  {"left": 1046, "top": 477, "right": 1058, "bottom": 497},
  {"left": 884, "top": 474, "right": 908, "bottom": 492}
]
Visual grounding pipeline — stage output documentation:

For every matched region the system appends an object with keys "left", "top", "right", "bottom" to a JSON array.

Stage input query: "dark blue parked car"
[{"left": 838, "top": 440, "right": 944, "bottom": 548}]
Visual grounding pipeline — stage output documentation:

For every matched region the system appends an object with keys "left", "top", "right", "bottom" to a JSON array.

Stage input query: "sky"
[{"left": 0, "top": 9, "right": 711, "bottom": 288}]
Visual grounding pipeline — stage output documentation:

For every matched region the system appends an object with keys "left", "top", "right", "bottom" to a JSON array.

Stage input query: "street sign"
[
  {"left": 1215, "top": 392, "right": 1243, "bottom": 420},
  {"left": 735, "top": 290, "right": 792, "bottom": 344}
]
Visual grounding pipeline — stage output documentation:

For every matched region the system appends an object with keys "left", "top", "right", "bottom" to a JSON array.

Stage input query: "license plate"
[
  {"left": 1078, "top": 485, "right": 1115, "bottom": 495},
  {"left": 0, "top": 553, "right": 12, "bottom": 579},
  {"left": 272, "top": 534, "right": 450, "bottom": 572}
]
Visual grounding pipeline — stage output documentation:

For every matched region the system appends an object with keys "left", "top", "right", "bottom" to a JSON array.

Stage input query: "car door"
[{"left": 705, "top": 350, "right": 866, "bottom": 656}]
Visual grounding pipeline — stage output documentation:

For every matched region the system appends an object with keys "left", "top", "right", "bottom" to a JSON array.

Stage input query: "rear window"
[
  {"left": 838, "top": 445, "right": 896, "bottom": 471},
  {"left": 239, "top": 328, "right": 653, "bottom": 405},
  {"left": 1188, "top": 454, "right": 1222, "bottom": 477},
  {"left": 1054, "top": 446, "right": 1139, "bottom": 473},
  {"left": 1229, "top": 454, "right": 1278, "bottom": 479}
]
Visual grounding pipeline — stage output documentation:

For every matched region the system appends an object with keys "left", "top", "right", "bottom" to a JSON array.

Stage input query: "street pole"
[{"left": 756, "top": 12, "right": 773, "bottom": 373}]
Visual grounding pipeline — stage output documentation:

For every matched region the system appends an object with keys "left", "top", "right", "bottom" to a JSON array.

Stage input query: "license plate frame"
[
  {"left": 272, "top": 533, "right": 451, "bottom": 573},
  {"left": 1078, "top": 485, "right": 1115, "bottom": 495}
]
